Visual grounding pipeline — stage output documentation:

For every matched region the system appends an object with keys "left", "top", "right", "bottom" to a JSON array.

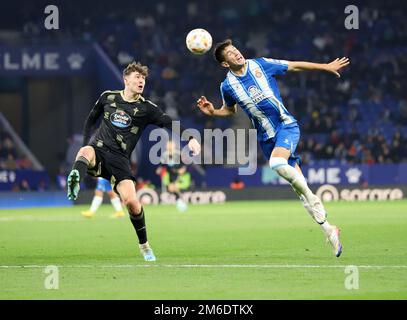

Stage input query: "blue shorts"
[
  {"left": 96, "top": 177, "right": 112, "bottom": 192},
  {"left": 260, "top": 123, "right": 301, "bottom": 168}
]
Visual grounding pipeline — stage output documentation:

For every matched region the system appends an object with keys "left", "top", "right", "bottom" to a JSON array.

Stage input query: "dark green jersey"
[
  {"left": 160, "top": 149, "right": 185, "bottom": 180},
  {"left": 83, "top": 90, "right": 173, "bottom": 159}
]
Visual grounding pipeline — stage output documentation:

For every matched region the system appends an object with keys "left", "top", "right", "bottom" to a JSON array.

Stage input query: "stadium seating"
[{"left": 4, "top": 0, "right": 406, "bottom": 165}]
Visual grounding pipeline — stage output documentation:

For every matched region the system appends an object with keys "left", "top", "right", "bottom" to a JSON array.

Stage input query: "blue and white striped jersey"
[{"left": 220, "top": 58, "right": 296, "bottom": 141}]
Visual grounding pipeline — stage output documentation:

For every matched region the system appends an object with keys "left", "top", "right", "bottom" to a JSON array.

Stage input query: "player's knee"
[
  {"left": 269, "top": 157, "right": 288, "bottom": 171},
  {"left": 124, "top": 197, "right": 141, "bottom": 214},
  {"left": 77, "top": 146, "right": 94, "bottom": 161},
  {"left": 269, "top": 157, "right": 297, "bottom": 183},
  {"left": 94, "top": 190, "right": 103, "bottom": 197}
]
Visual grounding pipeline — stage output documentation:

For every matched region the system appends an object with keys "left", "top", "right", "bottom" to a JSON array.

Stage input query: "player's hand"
[
  {"left": 188, "top": 138, "right": 201, "bottom": 156},
  {"left": 197, "top": 96, "right": 215, "bottom": 116},
  {"left": 325, "top": 57, "right": 350, "bottom": 78}
]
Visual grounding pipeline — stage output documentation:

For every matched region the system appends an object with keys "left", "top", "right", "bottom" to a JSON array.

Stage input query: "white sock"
[
  {"left": 269, "top": 157, "right": 314, "bottom": 202},
  {"left": 320, "top": 220, "right": 333, "bottom": 234},
  {"left": 110, "top": 197, "right": 123, "bottom": 212},
  {"left": 271, "top": 157, "right": 330, "bottom": 226},
  {"left": 299, "top": 192, "right": 332, "bottom": 235},
  {"left": 89, "top": 195, "right": 103, "bottom": 213}
]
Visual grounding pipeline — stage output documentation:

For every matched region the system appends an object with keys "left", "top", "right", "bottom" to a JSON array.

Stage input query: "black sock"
[
  {"left": 72, "top": 156, "right": 89, "bottom": 181},
  {"left": 129, "top": 207, "right": 147, "bottom": 244}
]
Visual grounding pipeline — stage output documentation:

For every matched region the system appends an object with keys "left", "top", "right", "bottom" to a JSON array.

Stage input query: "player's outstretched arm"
[
  {"left": 287, "top": 57, "right": 350, "bottom": 77},
  {"left": 197, "top": 96, "right": 237, "bottom": 117},
  {"left": 82, "top": 99, "right": 104, "bottom": 146}
]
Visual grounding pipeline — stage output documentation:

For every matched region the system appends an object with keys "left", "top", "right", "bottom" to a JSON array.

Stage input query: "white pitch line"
[
  {"left": 0, "top": 216, "right": 84, "bottom": 222},
  {"left": 1, "top": 264, "right": 407, "bottom": 269}
]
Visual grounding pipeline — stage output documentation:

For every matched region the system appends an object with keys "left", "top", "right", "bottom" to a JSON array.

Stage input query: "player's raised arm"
[
  {"left": 82, "top": 95, "right": 105, "bottom": 146},
  {"left": 196, "top": 96, "right": 237, "bottom": 117},
  {"left": 287, "top": 57, "right": 350, "bottom": 77}
]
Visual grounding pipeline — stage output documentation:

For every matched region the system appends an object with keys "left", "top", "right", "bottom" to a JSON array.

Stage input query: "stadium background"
[{"left": 0, "top": 0, "right": 406, "bottom": 300}]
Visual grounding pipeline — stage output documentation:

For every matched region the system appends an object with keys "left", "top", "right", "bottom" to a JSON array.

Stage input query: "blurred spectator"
[
  {"left": 4, "top": 0, "right": 407, "bottom": 166},
  {"left": 4, "top": 154, "right": 17, "bottom": 170},
  {"left": 0, "top": 132, "right": 35, "bottom": 170},
  {"left": 135, "top": 177, "right": 155, "bottom": 190},
  {"left": 56, "top": 166, "right": 67, "bottom": 190},
  {"left": 37, "top": 180, "right": 48, "bottom": 192},
  {"left": 19, "top": 179, "right": 31, "bottom": 192},
  {"left": 16, "top": 156, "right": 33, "bottom": 169}
]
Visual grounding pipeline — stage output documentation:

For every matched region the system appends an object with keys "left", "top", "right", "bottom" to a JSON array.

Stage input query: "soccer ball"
[{"left": 186, "top": 28, "right": 212, "bottom": 55}]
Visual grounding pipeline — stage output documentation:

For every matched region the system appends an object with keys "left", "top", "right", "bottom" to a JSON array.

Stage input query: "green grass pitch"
[{"left": 1, "top": 200, "right": 407, "bottom": 299}]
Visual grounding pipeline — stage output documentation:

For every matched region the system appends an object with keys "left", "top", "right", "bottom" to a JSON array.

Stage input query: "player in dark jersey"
[
  {"left": 157, "top": 140, "right": 190, "bottom": 212},
  {"left": 66, "top": 62, "right": 201, "bottom": 261}
]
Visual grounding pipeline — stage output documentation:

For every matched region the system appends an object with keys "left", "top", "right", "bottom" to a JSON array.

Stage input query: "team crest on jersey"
[
  {"left": 248, "top": 85, "right": 266, "bottom": 104},
  {"left": 110, "top": 111, "right": 132, "bottom": 128},
  {"left": 254, "top": 69, "right": 263, "bottom": 78}
]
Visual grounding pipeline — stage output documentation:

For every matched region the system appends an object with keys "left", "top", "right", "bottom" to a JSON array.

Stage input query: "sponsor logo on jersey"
[
  {"left": 110, "top": 111, "right": 132, "bottom": 128},
  {"left": 248, "top": 85, "right": 266, "bottom": 104}
]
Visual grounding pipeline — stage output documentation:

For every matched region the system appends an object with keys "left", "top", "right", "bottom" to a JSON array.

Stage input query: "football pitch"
[{"left": 0, "top": 200, "right": 406, "bottom": 300}]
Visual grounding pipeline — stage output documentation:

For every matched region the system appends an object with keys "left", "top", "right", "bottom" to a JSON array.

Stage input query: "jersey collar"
[
  {"left": 120, "top": 90, "right": 145, "bottom": 103},
  {"left": 229, "top": 60, "right": 249, "bottom": 78}
]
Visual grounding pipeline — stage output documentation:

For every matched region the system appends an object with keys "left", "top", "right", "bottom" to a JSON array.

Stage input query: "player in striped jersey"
[{"left": 197, "top": 39, "right": 349, "bottom": 257}]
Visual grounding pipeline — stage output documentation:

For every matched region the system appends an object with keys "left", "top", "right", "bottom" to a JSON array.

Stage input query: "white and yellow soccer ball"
[{"left": 186, "top": 28, "right": 212, "bottom": 55}]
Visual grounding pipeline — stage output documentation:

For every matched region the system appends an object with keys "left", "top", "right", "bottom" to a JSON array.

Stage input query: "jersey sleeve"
[
  {"left": 82, "top": 92, "right": 106, "bottom": 146},
  {"left": 148, "top": 100, "right": 192, "bottom": 139},
  {"left": 220, "top": 82, "right": 236, "bottom": 108},
  {"left": 261, "top": 57, "right": 289, "bottom": 76},
  {"left": 148, "top": 101, "right": 173, "bottom": 130}
]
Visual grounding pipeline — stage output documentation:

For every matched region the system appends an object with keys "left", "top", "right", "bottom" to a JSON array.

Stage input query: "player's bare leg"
[
  {"left": 116, "top": 179, "right": 156, "bottom": 261},
  {"left": 269, "top": 147, "right": 342, "bottom": 257},
  {"left": 293, "top": 164, "right": 342, "bottom": 257},
  {"left": 67, "top": 146, "right": 97, "bottom": 201}
]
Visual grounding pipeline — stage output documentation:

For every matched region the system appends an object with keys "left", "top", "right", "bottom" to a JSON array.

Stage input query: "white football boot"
[
  {"left": 176, "top": 198, "right": 188, "bottom": 212},
  {"left": 139, "top": 242, "right": 156, "bottom": 262},
  {"left": 326, "top": 225, "right": 343, "bottom": 257}
]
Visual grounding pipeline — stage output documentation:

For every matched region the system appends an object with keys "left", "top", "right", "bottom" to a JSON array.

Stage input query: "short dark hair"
[
  {"left": 213, "top": 39, "right": 233, "bottom": 64},
  {"left": 123, "top": 61, "right": 149, "bottom": 77}
]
